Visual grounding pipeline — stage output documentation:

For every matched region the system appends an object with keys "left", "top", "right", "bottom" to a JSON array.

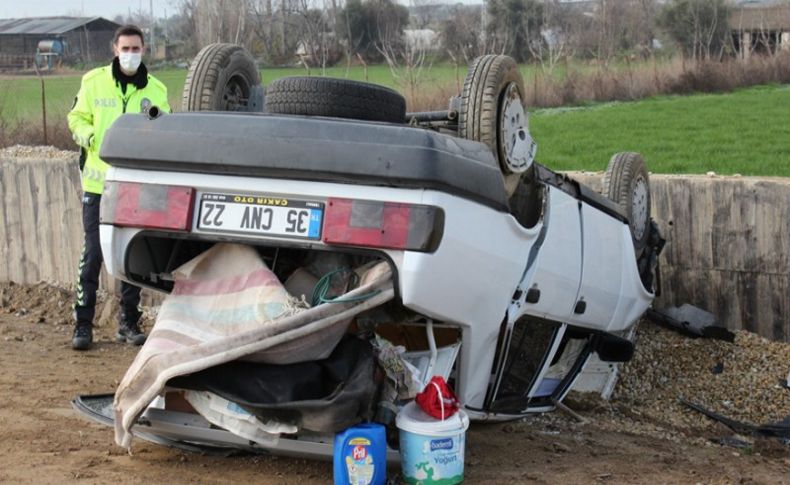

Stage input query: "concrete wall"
[
  {"left": 0, "top": 155, "right": 152, "bottom": 324},
  {"left": 573, "top": 172, "right": 790, "bottom": 341},
  {"left": 1, "top": 156, "right": 788, "bottom": 340},
  {"left": 1, "top": 157, "right": 83, "bottom": 285}
]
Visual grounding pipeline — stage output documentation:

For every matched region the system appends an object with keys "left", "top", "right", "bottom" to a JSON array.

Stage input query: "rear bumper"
[{"left": 100, "top": 112, "right": 510, "bottom": 212}]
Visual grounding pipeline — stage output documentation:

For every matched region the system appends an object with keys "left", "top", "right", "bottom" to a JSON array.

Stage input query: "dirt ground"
[{"left": 1, "top": 283, "right": 789, "bottom": 484}]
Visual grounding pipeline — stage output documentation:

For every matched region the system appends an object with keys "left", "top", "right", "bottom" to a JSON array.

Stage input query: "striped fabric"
[{"left": 113, "top": 243, "right": 394, "bottom": 449}]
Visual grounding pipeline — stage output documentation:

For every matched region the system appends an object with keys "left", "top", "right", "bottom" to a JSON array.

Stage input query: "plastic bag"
[{"left": 414, "top": 376, "right": 459, "bottom": 420}]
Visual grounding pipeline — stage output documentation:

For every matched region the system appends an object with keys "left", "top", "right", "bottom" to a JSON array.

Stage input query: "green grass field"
[
  {"left": 1, "top": 66, "right": 788, "bottom": 176},
  {"left": 529, "top": 84, "right": 790, "bottom": 176}
]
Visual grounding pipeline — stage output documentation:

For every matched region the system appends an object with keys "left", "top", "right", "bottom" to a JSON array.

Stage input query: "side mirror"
[{"left": 593, "top": 334, "right": 634, "bottom": 363}]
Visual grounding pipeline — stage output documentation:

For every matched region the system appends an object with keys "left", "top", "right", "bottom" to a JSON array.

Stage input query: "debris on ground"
[
  {"left": 609, "top": 323, "right": 790, "bottom": 440},
  {"left": 645, "top": 304, "right": 735, "bottom": 342},
  {"left": 680, "top": 398, "right": 790, "bottom": 440}
]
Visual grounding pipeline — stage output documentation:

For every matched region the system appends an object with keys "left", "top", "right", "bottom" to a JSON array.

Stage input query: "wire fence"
[
  {"left": 0, "top": 68, "right": 80, "bottom": 150},
  {"left": 0, "top": 53, "right": 37, "bottom": 70}
]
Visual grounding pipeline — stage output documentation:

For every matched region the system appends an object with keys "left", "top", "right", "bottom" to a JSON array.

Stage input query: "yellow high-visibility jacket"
[{"left": 68, "top": 64, "right": 170, "bottom": 194}]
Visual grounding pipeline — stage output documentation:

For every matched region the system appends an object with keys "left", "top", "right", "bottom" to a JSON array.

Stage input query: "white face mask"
[{"left": 118, "top": 52, "right": 142, "bottom": 73}]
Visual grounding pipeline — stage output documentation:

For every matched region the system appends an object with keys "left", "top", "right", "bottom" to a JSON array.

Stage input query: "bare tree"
[
  {"left": 440, "top": 5, "right": 484, "bottom": 63},
  {"left": 377, "top": 37, "right": 428, "bottom": 104},
  {"left": 376, "top": 1, "right": 427, "bottom": 103},
  {"left": 179, "top": 0, "right": 255, "bottom": 49},
  {"left": 340, "top": 0, "right": 408, "bottom": 62},
  {"left": 589, "top": 0, "right": 658, "bottom": 63},
  {"left": 293, "top": 0, "right": 341, "bottom": 69},
  {"left": 484, "top": 0, "right": 543, "bottom": 63},
  {"left": 410, "top": 0, "right": 435, "bottom": 30},
  {"left": 528, "top": 0, "right": 573, "bottom": 73},
  {"left": 250, "top": 0, "right": 276, "bottom": 59},
  {"left": 658, "top": 0, "right": 731, "bottom": 61}
]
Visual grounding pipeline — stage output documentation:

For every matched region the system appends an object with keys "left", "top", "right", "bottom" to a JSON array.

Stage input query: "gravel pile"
[
  {"left": 0, "top": 144, "right": 76, "bottom": 160},
  {"left": 614, "top": 323, "right": 790, "bottom": 430}
]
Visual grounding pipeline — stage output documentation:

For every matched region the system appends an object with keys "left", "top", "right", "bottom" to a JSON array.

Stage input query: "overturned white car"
[{"left": 74, "top": 45, "right": 663, "bottom": 460}]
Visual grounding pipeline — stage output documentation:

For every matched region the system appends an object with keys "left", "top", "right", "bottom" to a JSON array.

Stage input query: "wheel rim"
[
  {"left": 498, "top": 82, "right": 533, "bottom": 173},
  {"left": 222, "top": 74, "right": 251, "bottom": 111},
  {"left": 631, "top": 176, "right": 649, "bottom": 241}
]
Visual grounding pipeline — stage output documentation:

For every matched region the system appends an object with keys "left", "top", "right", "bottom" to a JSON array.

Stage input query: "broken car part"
[{"left": 646, "top": 305, "right": 735, "bottom": 342}]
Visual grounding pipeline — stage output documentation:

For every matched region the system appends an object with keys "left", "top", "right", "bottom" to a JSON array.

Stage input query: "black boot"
[
  {"left": 116, "top": 320, "right": 147, "bottom": 345},
  {"left": 117, "top": 304, "right": 146, "bottom": 346},
  {"left": 72, "top": 324, "right": 93, "bottom": 350}
]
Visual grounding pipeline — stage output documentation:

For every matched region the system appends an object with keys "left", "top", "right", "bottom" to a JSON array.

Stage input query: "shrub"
[{"left": 403, "top": 54, "right": 790, "bottom": 111}]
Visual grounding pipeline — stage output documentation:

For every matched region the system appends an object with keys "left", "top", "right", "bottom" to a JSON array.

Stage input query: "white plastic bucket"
[{"left": 396, "top": 401, "right": 469, "bottom": 485}]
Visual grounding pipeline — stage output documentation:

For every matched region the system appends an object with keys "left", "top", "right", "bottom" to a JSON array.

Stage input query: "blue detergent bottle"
[{"left": 333, "top": 422, "right": 386, "bottom": 485}]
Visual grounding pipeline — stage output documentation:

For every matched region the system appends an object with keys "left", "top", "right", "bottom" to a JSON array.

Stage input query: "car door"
[
  {"left": 566, "top": 202, "right": 627, "bottom": 330},
  {"left": 520, "top": 186, "right": 583, "bottom": 323}
]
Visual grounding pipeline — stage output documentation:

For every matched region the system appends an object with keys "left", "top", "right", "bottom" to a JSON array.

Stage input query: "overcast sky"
[
  {"left": 3, "top": 1, "right": 195, "bottom": 20},
  {"left": 0, "top": 0, "right": 481, "bottom": 20}
]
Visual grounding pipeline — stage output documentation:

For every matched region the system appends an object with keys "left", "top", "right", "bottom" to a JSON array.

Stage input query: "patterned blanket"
[{"left": 113, "top": 243, "right": 393, "bottom": 448}]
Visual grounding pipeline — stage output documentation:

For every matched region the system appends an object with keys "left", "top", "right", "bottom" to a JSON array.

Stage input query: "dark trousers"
[{"left": 74, "top": 193, "right": 141, "bottom": 327}]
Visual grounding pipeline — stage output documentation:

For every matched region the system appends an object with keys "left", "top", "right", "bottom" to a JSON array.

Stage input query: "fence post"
[{"left": 33, "top": 61, "right": 48, "bottom": 145}]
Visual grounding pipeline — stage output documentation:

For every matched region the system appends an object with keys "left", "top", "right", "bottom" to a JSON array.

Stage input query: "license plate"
[{"left": 197, "top": 193, "right": 323, "bottom": 240}]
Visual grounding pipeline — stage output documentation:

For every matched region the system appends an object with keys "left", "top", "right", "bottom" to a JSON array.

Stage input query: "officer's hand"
[{"left": 73, "top": 133, "right": 94, "bottom": 149}]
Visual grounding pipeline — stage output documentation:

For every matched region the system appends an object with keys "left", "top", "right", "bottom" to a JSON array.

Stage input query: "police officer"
[{"left": 68, "top": 25, "right": 171, "bottom": 350}]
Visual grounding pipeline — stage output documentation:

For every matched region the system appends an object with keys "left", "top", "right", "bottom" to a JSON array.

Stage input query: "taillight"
[
  {"left": 322, "top": 198, "right": 443, "bottom": 252},
  {"left": 101, "top": 182, "right": 195, "bottom": 231}
]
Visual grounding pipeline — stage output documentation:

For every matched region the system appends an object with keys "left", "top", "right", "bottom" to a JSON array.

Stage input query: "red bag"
[{"left": 415, "top": 376, "right": 460, "bottom": 420}]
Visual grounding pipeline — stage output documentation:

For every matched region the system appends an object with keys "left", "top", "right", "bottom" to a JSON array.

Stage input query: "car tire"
[
  {"left": 182, "top": 43, "right": 261, "bottom": 112},
  {"left": 459, "top": 55, "right": 531, "bottom": 196},
  {"left": 265, "top": 77, "right": 406, "bottom": 123},
  {"left": 602, "top": 152, "right": 651, "bottom": 255}
]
